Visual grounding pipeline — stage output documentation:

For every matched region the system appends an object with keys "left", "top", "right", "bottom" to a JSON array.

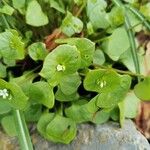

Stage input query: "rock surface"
[{"left": 0, "top": 120, "right": 149, "bottom": 150}]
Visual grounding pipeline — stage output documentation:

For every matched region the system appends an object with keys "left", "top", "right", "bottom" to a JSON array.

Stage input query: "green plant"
[{"left": 0, "top": 0, "right": 150, "bottom": 149}]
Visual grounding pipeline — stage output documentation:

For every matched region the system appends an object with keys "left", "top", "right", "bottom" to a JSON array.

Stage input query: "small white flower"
[
  {"left": 100, "top": 81, "right": 106, "bottom": 88},
  {"left": 0, "top": 89, "right": 9, "bottom": 99},
  {"left": 56, "top": 64, "right": 65, "bottom": 72},
  {"left": 100, "top": 82, "right": 104, "bottom": 88}
]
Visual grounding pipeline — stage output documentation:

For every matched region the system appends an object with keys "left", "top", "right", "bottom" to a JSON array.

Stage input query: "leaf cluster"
[{"left": 0, "top": 0, "right": 150, "bottom": 145}]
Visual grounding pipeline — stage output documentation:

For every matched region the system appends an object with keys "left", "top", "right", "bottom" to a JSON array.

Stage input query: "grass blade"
[
  {"left": 13, "top": 110, "right": 34, "bottom": 150},
  {"left": 126, "top": 5, "right": 150, "bottom": 31},
  {"left": 112, "top": 0, "right": 141, "bottom": 82}
]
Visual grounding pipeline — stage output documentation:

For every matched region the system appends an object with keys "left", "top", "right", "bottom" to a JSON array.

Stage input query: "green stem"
[
  {"left": 126, "top": 5, "right": 150, "bottom": 31},
  {"left": 1, "top": 10, "right": 34, "bottom": 150},
  {"left": 75, "top": 1, "right": 87, "bottom": 17},
  {"left": 94, "top": 36, "right": 110, "bottom": 43},
  {"left": 128, "top": 21, "right": 142, "bottom": 30},
  {"left": 13, "top": 110, "right": 34, "bottom": 150},
  {"left": 57, "top": 103, "right": 63, "bottom": 116},
  {"left": 1, "top": 15, "right": 10, "bottom": 29},
  {"left": 93, "top": 64, "right": 144, "bottom": 78},
  {"left": 112, "top": 0, "right": 141, "bottom": 82}
]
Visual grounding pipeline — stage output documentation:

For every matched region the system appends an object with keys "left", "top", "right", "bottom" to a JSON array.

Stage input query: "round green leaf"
[
  {"left": 65, "top": 99, "right": 89, "bottom": 123},
  {"left": 0, "top": 30, "right": 25, "bottom": 66},
  {"left": 56, "top": 38, "right": 95, "bottom": 68},
  {"left": 91, "top": 109, "right": 110, "bottom": 124},
  {"left": 110, "top": 107, "right": 119, "bottom": 121},
  {"left": 93, "top": 49, "right": 105, "bottom": 65},
  {"left": 108, "top": 6, "right": 125, "bottom": 27},
  {"left": 40, "top": 44, "right": 80, "bottom": 85},
  {"left": 24, "top": 104, "right": 42, "bottom": 122},
  {"left": 0, "top": 63, "right": 7, "bottom": 78},
  {"left": 26, "top": 0, "right": 48, "bottom": 26},
  {"left": 1, "top": 115, "right": 17, "bottom": 137},
  {"left": 0, "top": 79, "right": 28, "bottom": 110},
  {"left": 96, "top": 74, "right": 131, "bottom": 108},
  {"left": 140, "top": 3, "right": 150, "bottom": 21},
  {"left": 102, "top": 27, "right": 130, "bottom": 61},
  {"left": 49, "top": 0, "right": 65, "bottom": 13},
  {"left": 12, "top": 0, "right": 25, "bottom": 9},
  {"left": 84, "top": 69, "right": 120, "bottom": 93},
  {"left": 24, "top": 81, "right": 55, "bottom": 108},
  {"left": 61, "top": 11, "right": 83, "bottom": 37},
  {"left": 87, "top": 0, "right": 109, "bottom": 29},
  {"left": 59, "top": 73, "right": 81, "bottom": 95},
  {"left": 28, "top": 42, "right": 48, "bottom": 61},
  {"left": 134, "top": 77, "right": 150, "bottom": 101},
  {"left": 55, "top": 87, "right": 79, "bottom": 102},
  {"left": 65, "top": 96, "right": 99, "bottom": 123},
  {"left": 0, "top": 4, "right": 14, "bottom": 16},
  {"left": 46, "top": 115, "right": 77, "bottom": 144},
  {"left": 124, "top": 92, "right": 140, "bottom": 118},
  {"left": 0, "top": 101, "right": 11, "bottom": 115},
  {"left": 37, "top": 113, "right": 55, "bottom": 139}
]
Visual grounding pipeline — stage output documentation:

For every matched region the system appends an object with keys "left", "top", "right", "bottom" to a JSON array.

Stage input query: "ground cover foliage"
[{"left": 0, "top": 0, "right": 150, "bottom": 148}]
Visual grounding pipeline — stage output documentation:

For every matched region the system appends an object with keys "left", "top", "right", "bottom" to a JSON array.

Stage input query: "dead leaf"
[
  {"left": 144, "top": 42, "right": 150, "bottom": 75},
  {"left": 44, "top": 28, "right": 66, "bottom": 51},
  {"left": 135, "top": 101, "right": 150, "bottom": 139}
]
